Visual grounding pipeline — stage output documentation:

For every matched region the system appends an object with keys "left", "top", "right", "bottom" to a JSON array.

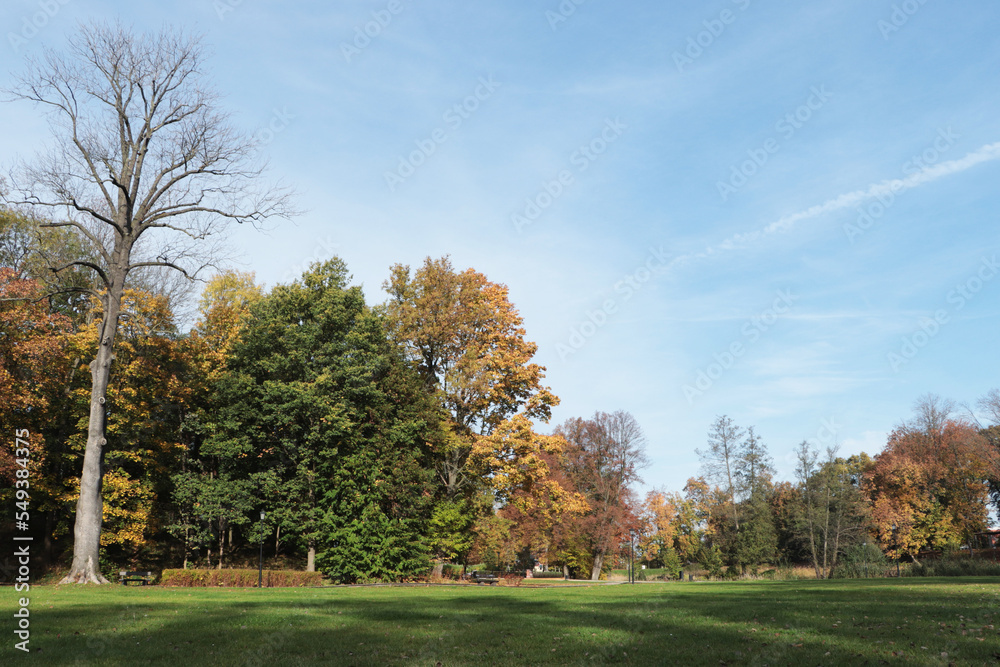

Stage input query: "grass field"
[{"left": 3, "top": 578, "right": 999, "bottom": 666}]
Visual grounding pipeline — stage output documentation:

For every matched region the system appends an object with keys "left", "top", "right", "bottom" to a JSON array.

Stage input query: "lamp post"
[
  {"left": 259, "top": 510, "right": 266, "bottom": 589},
  {"left": 629, "top": 530, "right": 635, "bottom": 585},
  {"left": 863, "top": 539, "right": 869, "bottom": 578}
]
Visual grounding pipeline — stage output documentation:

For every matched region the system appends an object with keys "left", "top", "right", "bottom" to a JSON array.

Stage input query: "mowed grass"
[{"left": 3, "top": 578, "right": 1000, "bottom": 666}]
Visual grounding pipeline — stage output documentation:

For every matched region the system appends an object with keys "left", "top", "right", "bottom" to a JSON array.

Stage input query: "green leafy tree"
[
  {"left": 792, "top": 443, "right": 872, "bottom": 578},
  {"left": 207, "top": 259, "right": 437, "bottom": 582},
  {"left": 733, "top": 491, "right": 778, "bottom": 575},
  {"left": 427, "top": 498, "right": 476, "bottom": 567}
]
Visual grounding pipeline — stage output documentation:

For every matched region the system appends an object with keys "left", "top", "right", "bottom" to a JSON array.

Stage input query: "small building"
[{"left": 972, "top": 528, "right": 1000, "bottom": 550}]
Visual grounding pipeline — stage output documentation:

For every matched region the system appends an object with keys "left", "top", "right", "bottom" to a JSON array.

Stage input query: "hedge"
[{"left": 160, "top": 569, "right": 324, "bottom": 587}]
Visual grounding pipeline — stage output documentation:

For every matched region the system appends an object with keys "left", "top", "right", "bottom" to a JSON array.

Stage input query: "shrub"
[
  {"left": 498, "top": 573, "right": 524, "bottom": 586},
  {"left": 160, "top": 569, "right": 324, "bottom": 587},
  {"left": 699, "top": 545, "right": 724, "bottom": 579},
  {"left": 830, "top": 543, "right": 890, "bottom": 579},
  {"left": 530, "top": 571, "right": 565, "bottom": 579},
  {"left": 662, "top": 548, "right": 682, "bottom": 580},
  {"left": 907, "top": 557, "right": 1000, "bottom": 577}
]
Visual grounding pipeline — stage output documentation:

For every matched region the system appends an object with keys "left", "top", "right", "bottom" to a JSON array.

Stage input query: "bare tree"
[
  {"left": 697, "top": 415, "right": 744, "bottom": 530},
  {"left": 2, "top": 22, "right": 294, "bottom": 583},
  {"left": 906, "top": 393, "right": 956, "bottom": 435},
  {"left": 977, "top": 389, "right": 1000, "bottom": 426}
]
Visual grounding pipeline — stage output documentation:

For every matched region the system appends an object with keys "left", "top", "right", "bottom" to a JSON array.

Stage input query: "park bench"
[
  {"left": 119, "top": 570, "right": 154, "bottom": 586},
  {"left": 469, "top": 571, "right": 500, "bottom": 585}
]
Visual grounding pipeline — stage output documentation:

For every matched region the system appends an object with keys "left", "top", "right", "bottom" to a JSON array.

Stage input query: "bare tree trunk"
[
  {"left": 821, "top": 484, "right": 832, "bottom": 579},
  {"left": 307, "top": 541, "right": 316, "bottom": 573},
  {"left": 829, "top": 512, "right": 843, "bottom": 577},
  {"left": 218, "top": 519, "right": 225, "bottom": 569},
  {"left": 591, "top": 552, "right": 604, "bottom": 581},
  {"left": 60, "top": 289, "right": 123, "bottom": 584}
]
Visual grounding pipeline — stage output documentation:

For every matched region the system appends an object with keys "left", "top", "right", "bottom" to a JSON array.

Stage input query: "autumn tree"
[
  {"left": 976, "top": 389, "right": 1000, "bottom": 512},
  {"left": 0, "top": 270, "right": 72, "bottom": 492},
  {"left": 556, "top": 411, "right": 648, "bottom": 580},
  {"left": 865, "top": 396, "right": 995, "bottom": 560},
  {"left": 382, "top": 256, "right": 559, "bottom": 571},
  {"left": 636, "top": 489, "right": 696, "bottom": 573},
  {"left": 0, "top": 207, "right": 99, "bottom": 322},
  {"left": 481, "top": 432, "right": 588, "bottom": 572},
  {"left": 2, "top": 23, "right": 292, "bottom": 583},
  {"left": 638, "top": 490, "right": 679, "bottom": 567},
  {"left": 638, "top": 484, "right": 709, "bottom": 569},
  {"left": 382, "top": 256, "right": 558, "bottom": 494}
]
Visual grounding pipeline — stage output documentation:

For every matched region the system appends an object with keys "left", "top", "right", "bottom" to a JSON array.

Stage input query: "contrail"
[{"left": 667, "top": 140, "right": 1000, "bottom": 270}]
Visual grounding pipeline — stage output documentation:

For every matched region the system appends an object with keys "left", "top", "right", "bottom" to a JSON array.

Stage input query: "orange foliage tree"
[
  {"left": 0, "top": 269, "right": 72, "bottom": 500},
  {"left": 865, "top": 406, "right": 995, "bottom": 560}
]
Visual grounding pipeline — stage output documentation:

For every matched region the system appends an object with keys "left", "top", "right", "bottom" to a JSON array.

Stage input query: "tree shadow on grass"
[{"left": 8, "top": 579, "right": 1000, "bottom": 666}]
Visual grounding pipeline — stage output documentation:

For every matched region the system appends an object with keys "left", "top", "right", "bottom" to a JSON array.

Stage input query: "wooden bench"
[
  {"left": 119, "top": 570, "right": 154, "bottom": 586},
  {"left": 469, "top": 571, "right": 500, "bottom": 585}
]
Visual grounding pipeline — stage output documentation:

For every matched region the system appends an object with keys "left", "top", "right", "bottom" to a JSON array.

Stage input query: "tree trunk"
[
  {"left": 432, "top": 561, "right": 445, "bottom": 578},
  {"left": 591, "top": 552, "right": 604, "bottom": 581},
  {"left": 563, "top": 564, "right": 570, "bottom": 580},
  {"left": 307, "top": 542, "right": 316, "bottom": 572},
  {"left": 60, "top": 289, "right": 123, "bottom": 584}
]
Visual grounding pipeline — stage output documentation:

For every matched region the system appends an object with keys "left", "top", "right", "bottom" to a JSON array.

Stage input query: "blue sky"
[{"left": 3, "top": 0, "right": 999, "bottom": 493}]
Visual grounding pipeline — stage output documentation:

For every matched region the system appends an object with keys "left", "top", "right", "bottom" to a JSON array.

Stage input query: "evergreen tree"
[{"left": 204, "top": 259, "right": 437, "bottom": 581}]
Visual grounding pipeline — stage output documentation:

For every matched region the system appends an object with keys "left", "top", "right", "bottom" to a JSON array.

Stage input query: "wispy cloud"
[{"left": 668, "top": 140, "right": 1000, "bottom": 270}]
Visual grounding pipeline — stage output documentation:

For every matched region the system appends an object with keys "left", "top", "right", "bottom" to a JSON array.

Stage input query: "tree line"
[
  {"left": 636, "top": 396, "right": 1000, "bottom": 579},
  {"left": 5, "top": 208, "right": 998, "bottom": 582}
]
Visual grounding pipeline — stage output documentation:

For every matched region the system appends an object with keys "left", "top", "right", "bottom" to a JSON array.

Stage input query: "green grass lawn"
[{"left": 3, "top": 578, "right": 999, "bottom": 666}]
